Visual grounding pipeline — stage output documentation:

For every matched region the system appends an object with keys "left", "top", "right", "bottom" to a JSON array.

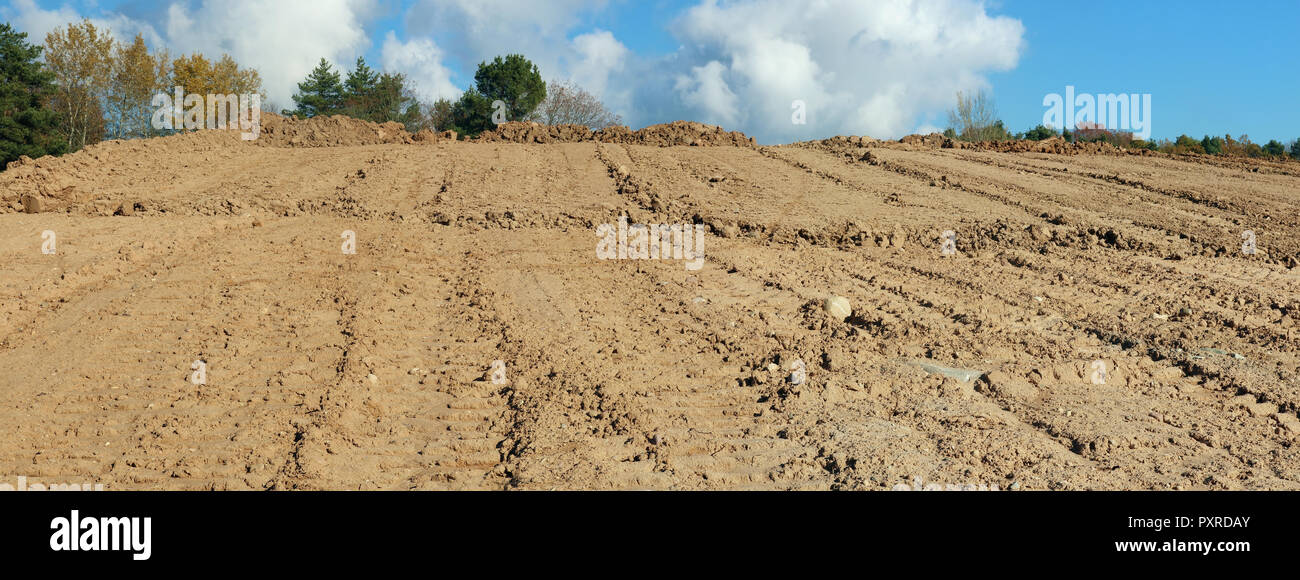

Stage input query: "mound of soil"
[
  {"left": 943, "top": 136, "right": 1144, "bottom": 156},
  {"left": 0, "top": 127, "right": 252, "bottom": 213},
  {"left": 474, "top": 120, "right": 756, "bottom": 147},
  {"left": 628, "top": 121, "right": 756, "bottom": 147},
  {"left": 803, "top": 133, "right": 1160, "bottom": 158},
  {"left": 4, "top": 119, "right": 1300, "bottom": 491},
  {"left": 813, "top": 135, "right": 881, "bottom": 148},
  {"left": 412, "top": 129, "right": 458, "bottom": 143},
  {"left": 899, "top": 133, "right": 947, "bottom": 147},
  {"left": 255, "top": 112, "right": 414, "bottom": 147}
]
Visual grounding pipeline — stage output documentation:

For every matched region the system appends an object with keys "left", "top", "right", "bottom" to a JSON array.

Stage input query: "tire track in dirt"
[
  {"left": 0, "top": 217, "right": 333, "bottom": 489},
  {"left": 670, "top": 143, "right": 1300, "bottom": 486},
  {"left": 880, "top": 148, "right": 1299, "bottom": 267},
  {"left": 773, "top": 145, "right": 1299, "bottom": 359},
  {"left": 690, "top": 241, "right": 1122, "bottom": 490},
  {"left": 579, "top": 149, "right": 1118, "bottom": 488},
  {"left": 5, "top": 131, "right": 1300, "bottom": 490},
  {"left": 594, "top": 142, "right": 1296, "bottom": 488},
  {"left": 479, "top": 209, "right": 823, "bottom": 488},
  {"left": 935, "top": 149, "right": 1300, "bottom": 264}
]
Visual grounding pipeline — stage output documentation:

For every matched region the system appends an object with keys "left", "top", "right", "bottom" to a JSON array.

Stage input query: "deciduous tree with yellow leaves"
[
  {"left": 171, "top": 53, "right": 265, "bottom": 99},
  {"left": 107, "top": 33, "right": 171, "bottom": 139},
  {"left": 43, "top": 19, "right": 113, "bottom": 151}
]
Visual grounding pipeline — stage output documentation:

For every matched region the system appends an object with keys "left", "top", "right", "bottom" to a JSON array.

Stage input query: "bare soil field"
[{"left": 3, "top": 116, "right": 1299, "bottom": 490}]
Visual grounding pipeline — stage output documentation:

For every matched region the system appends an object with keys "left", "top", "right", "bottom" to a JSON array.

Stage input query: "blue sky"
[
  {"left": 990, "top": 0, "right": 1299, "bottom": 144},
  {"left": 4, "top": 0, "right": 1297, "bottom": 144}
]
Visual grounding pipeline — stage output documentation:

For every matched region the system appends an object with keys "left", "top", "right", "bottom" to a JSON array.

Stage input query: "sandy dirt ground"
[{"left": 2, "top": 118, "right": 1299, "bottom": 490}]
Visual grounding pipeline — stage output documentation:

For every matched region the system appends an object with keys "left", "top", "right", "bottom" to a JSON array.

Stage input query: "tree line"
[
  {"left": 286, "top": 53, "right": 621, "bottom": 138},
  {"left": 1, "top": 19, "right": 623, "bottom": 169},
  {"left": 945, "top": 90, "right": 1299, "bottom": 160},
  {"left": 11, "top": 20, "right": 1290, "bottom": 169},
  {"left": 0, "top": 19, "right": 264, "bottom": 167}
]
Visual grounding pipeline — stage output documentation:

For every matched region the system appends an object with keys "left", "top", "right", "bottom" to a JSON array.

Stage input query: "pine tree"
[
  {"left": 447, "top": 54, "right": 546, "bottom": 137},
  {"left": 471, "top": 54, "right": 545, "bottom": 123},
  {"left": 370, "top": 72, "right": 423, "bottom": 128},
  {"left": 1263, "top": 139, "right": 1285, "bottom": 157},
  {"left": 343, "top": 57, "right": 378, "bottom": 119},
  {"left": 427, "top": 98, "right": 454, "bottom": 132},
  {"left": 1023, "top": 124, "right": 1059, "bottom": 141},
  {"left": 289, "top": 58, "right": 344, "bottom": 118},
  {"left": 0, "top": 23, "right": 67, "bottom": 167},
  {"left": 1201, "top": 135, "right": 1224, "bottom": 155},
  {"left": 450, "top": 88, "right": 495, "bottom": 137}
]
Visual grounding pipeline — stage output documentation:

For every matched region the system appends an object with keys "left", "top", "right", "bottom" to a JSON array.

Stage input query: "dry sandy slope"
[{"left": 1, "top": 130, "right": 1299, "bottom": 490}]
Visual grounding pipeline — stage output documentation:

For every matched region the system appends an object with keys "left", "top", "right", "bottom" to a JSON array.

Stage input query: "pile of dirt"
[
  {"left": 471, "top": 122, "right": 594, "bottom": 144},
  {"left": 894, "top": 133, "right": 1125, "bottom": 155},
  {"left": 943, "top": 136, "right": 1148, "bottom": 156},
  {"left": 1, "top": 113, "right": 454, "bottom": 213},
  {"left": 812, "top": 135, "right": 881, "bottom": 149},
  {"left": 629, "top": 121, "right": 756, "bottom": 147},
  {"left": 6, "top": 121, "right": 1300, "bottom": 491},
  {"left": 412, "top": 128, "right": 458, "bottom": 143},
  {"left": 0, "top": 128, "right": 250, "bottom": 213},
  {"left": 899, "top": 133, "right": 947, "bottom": 147},
  {"left": 1, "top": 154, "right": 84, "bottom": 213},
  {"left": 800, "top": 133, "right": 1161, "bottom": 158},
  {"left": 255, "top": 112, "right": 416, "bottom": 147},
  {"left": 474, "top": 120, "right": 756, "bottom": 147}
]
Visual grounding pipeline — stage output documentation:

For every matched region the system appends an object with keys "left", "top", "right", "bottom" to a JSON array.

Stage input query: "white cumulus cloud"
[
  {"left": 163, "top": 0, "right": 376, "bottom": 109},
  {"left": 381, "top": 31, "right": 462, "bottom": 102},
  {"left": 662, "top": 0, "right": 1025, "bottom": 142},
  {"left": 404, "top": 0, "right": 609, "bottom": 74},
  {"left": 674, "top": 61, "right": 740, "bottom": 127},
  {"left": 567, "top": 29, "right": 627, "bottom": 99},
  {"left": 401, "top": 0, "right": 632, "bottom": 116},
  {"left": 4, "top": 0, "right": 379, "bottom": 111}
]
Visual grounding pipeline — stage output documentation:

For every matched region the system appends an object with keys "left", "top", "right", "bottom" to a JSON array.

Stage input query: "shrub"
[
  {"left": 1201, "top": 135, "right": 1224, "bottom": 155},
  {"left": 1073, "top": 122, "right": 1133, "bottom": 147},
  {"left": 945, "top": 90, "right": 1009, "bottom": 141},
  {"left": 1023, "top": 124, "right": 1058, "bottom": 141},
  {"left": 1262, "top": 139, "right": 1286, "bottom": 157},
  {"left": 1173, "top": 134, "right": 1205, "bottom": 154}
]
